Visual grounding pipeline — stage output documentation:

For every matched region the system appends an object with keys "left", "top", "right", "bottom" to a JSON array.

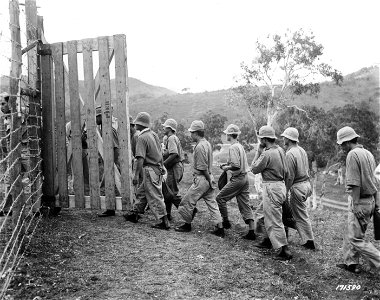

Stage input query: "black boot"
[
  {"left": 175, "top": 223, "right": 192, "bottom": 232},
  {"left": 336, "top": 263, "right": 361, "bottom": 274},
  {"left": 123, "top": 213, "right": 139, "bottom": 223},
  {"left": 211, "top": 227, "right": 225, "bottom": 238},
  {"left": 151, "top": 217, "right": 170, "bottom": 230},
  {"left": 98, "top": 209, "right": 115, "bottom": 217},
  {"left": 243, "top": 230, "right": 256, "bottom": 240},
  {"left": 255, "top": 237, "right": 272, "bottom": 249},
  {"left": 222, "top": 219, "right": 232, "bottom": 229},
  {"left": 302, "top": 240, "right": 316, "bottom": 250},
  {"left": 275, "top": 245, "right": 293, "bottom": 261}
]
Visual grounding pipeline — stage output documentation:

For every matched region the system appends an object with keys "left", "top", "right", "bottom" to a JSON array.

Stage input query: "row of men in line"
[{"left": 120, "top": 111, "right": 380, "bottom": 270}]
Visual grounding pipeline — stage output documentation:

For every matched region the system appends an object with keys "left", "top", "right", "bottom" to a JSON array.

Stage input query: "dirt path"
[{"left": 7, "top": 202, "right": 380, "bottom": 300}]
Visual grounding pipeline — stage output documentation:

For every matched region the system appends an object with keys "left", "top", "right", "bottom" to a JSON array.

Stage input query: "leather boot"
[
  {"left": 123, "top": 213, "right": 139, "bottom": 223},
  {"left": 302, "top": 240, "right": 316, "bottom": 250},
  {"left": 255, "top": 237, "right": 272, "bottom": 249},
  {"left": 275, "top": 245, "right": 293, "bottom": 260},
  {"left": 175, "top": 223, "right": 192, "bottom": 232},
  {"left": 243, "top": 230, "right": 256, "bottom": 240}
]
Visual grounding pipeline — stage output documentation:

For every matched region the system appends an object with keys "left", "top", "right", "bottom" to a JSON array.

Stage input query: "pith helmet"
[
  {"left": 257, "top": 125, "right": 277, "bottom": 139},
  {"left": 162, "top": 118, "right": 178, "bottom": 132},
  {"left": 223, "top": 124, "right": 241, "bottom": 135},
  {"left": 134, "top": 112, "right": 151, "bottom": 128},
  {"left": 281, "top": 127, "right": 299, "bottom": 142},
  {"left": 188, "top": 120, "right": 205, "bottom": 132},
  {"left": 337, "top": 126, "right": 359, "bottom": 145}
]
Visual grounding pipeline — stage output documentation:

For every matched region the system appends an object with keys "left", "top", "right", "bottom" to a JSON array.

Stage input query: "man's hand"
[{"left": 352, "top": 204, "right": 365, "bottom": 220}]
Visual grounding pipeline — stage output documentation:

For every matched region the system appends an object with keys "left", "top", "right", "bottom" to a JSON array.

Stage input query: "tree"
[
  {"left": 230, "top": 28, "right": 343, "bottom": 127},
  {"left": 201, "top": 110, "right": 228, "bottom": 150}
]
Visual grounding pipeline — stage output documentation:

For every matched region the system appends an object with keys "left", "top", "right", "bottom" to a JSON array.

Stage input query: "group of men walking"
[{"left": 105, "top": 109, "right": 380, "bottom": 271}]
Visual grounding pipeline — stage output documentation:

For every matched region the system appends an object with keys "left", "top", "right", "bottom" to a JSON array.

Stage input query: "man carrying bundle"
[
  {"left": 336, "top": 126, "right": 380, "bottom": 274},
  {"left": 281, "top": 127, "right": 316, "bottom": 250},
  {"left": 216, "top": 124, "right": 256, "bottom": 240}
]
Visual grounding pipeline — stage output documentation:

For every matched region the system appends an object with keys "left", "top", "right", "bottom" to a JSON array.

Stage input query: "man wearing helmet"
[
  {"left": 251, "top": 125, "right": 292, "bottom": 260},
  {"left": 336, "top": 126, "right": 380, "bottom": 274},
  {"left": 124, "top": 112, "right": 170, "bottom": 230},
  {"left": 162, "top": 118, "right": 184, "bottom": 220},
  {"left": 281, "top": 127, "right": 316, "bottom": 250},
  {"left": 216, "top": 124, "right": 256, "bottom": 240}
]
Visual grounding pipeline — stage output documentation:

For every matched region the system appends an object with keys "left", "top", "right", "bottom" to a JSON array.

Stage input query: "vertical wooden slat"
[
  {"left": 40, "top": 45, "right": 56, "bottom": 197},
  {"left": 9, "top": 0, "right": 24, "bottom": 240},
  {"left": 67, "top": 41, "right": 84, "bottom": 208},
  {"left": 51, "top": 43, "right": 68, "bottom": 208},
  {"left": 82, "top": 40, "right": 100, "bottom": 209},
  {"left": 98, "top": 37, "right": 115, "bottom": 210},
  {"left": 25, "top": 0, "right": 40, "bottom": 209},
  {"left": 114, "top": 34, "right": 133, "bottom": 211}
]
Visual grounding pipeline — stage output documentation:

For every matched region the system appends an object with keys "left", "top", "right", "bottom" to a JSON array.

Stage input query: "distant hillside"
[
  {"left": 292, "top": 65, "right": 379, "bottom": 112},
  {"left": 130, "top": 66, "right": 379, "bottom": 125}
]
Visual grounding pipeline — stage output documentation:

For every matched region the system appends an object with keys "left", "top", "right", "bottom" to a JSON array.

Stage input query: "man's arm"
[
  {"left": 164, "top": 153, "right": 178, "bottom": 169},
  {"left": 133, "top": 157, "right": 144, "bottom": 185},
  {"left": 201, "top": 169, "right": 212, "bottom": 187},
  {"left": 349, "top": 185, "right": 365, "bottom": 219},
  {"left": 250, "top": 146, "right": 267, "bottom": 174}
]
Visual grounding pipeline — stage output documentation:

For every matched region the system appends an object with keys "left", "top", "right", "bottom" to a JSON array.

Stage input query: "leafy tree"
[
  {"left": 200, "top": 110, "right": 228, "bottom": 150},
  {"left": 230, "top": 28, "right": 343, "bottom": 127}
]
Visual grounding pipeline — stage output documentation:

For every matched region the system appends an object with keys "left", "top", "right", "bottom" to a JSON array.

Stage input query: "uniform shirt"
[
  {"left": 251, "top": 144, "right": 287, "bottom": 182},
  {"left": 285, "top": 145, "right": 310, "bottom": 189},
  {"left": 166, "top": 134, "right": 184, "bottom": 160},
  {"left": 135, "top": 128, "right": 162, "bottom": 166},
  {"left": 345, "top": 144, "right": 379, "bottom": 197},
  {"left": 130, "top": 130, "right": 139, "bottom": 157},
  {"left": 228, "top": 141, "right": 249, "bottom": 176},
  {"left": 193, "top": 138, "right": 213, "bottom": 173}
]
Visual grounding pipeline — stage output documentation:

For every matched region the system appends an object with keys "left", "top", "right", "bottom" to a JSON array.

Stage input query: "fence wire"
[{"left": 0, "top": 1, "right": 44, "bottom": 298}]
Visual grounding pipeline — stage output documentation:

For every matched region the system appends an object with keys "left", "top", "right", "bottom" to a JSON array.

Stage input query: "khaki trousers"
[
  {"left": 343, "top": 196, "right": 380, "bottom": 269},
  {"left": 178, "top": 174, "right": 222, "bottom": 225}
]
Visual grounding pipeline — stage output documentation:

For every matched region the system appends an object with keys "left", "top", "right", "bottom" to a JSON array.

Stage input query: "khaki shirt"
[
  {"left": 166, "top": 134, "right": 184, "bottom": 160},
  {"left": 228, "top": 141, "right": 249, "bottom": 176},
  {"left": 193, "top": 138, "right": 213, "bottom": 173},
  {"left": 285, "top": 145, "right": 309, "bottom": 189},
  {"left": 135, "top": 128, "right": 162, "bottom": 166},
  {"left": 345, "top": 144, "right": 379, "bottom": 197},
  {"left": 251, "top": 144, "right": 287, "bottom": 182}
]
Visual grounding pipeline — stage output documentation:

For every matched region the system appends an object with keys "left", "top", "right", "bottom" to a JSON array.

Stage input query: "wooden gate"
[{"left": 40, "top": 35, "right": 133, "bottom": 211}]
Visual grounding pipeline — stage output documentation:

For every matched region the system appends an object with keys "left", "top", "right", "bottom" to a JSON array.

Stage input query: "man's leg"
[
  {"left": 177, "top": 175, "right": 205, "bottom": 225},
  {"left": 235, "top": 176, "right": 255, "bottom": 239},
  {"left": 289, "top": 182, "right": 315, "bottom": 245},
  {"left": 261, "top": 182, "right": 291, "bottom": 259},
  {"left": 343, "top": 199, "right": 380, "bottom": 269}
]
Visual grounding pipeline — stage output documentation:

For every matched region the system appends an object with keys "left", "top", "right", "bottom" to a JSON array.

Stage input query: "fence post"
[
  {"left": 25, "top": 0, "right": 41, "bottom": 211},
  {"left": 9, "top": 0, "right": 24, "bottom": 253}
]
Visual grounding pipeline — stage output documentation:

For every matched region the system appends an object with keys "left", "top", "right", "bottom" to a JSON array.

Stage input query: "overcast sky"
[{"left": 2, "top": 0, "right": 380, "bottom": 92}]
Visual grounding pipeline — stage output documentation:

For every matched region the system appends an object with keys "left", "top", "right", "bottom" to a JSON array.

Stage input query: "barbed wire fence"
[{"left": 0, "top": 0, "right": 45, "bottom": 298}]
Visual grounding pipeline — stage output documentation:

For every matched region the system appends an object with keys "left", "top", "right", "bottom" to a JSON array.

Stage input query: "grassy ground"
[{"left": 6, "top": 164, "right": 380, "bottom": 300}]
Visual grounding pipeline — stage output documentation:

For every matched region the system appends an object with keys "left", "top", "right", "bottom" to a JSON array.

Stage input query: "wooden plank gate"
[{"left": 40, "top": 35, "right": 133, "bottom": 211}]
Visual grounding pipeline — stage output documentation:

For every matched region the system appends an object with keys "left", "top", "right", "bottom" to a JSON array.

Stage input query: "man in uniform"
[
  {"left": 251, "top": 125, "right": 292, "bottom": 260},
  {"left": 124, "top": 112, "right": 170, "bottom": 230},
  {"left": 336, "top": 126, "right": 380, "bottom": 273},
  {"left": 162, "top": 118, "right": 184, "bottom": 220},
  {"left": 216, "top": 124, "right": 256, "bottom": 240},
  {"left": 175, "top": 120, "right": 225, "bottom": 237},
  {"left": 281, "top": 127, "right": 316, "bottom": 249}
]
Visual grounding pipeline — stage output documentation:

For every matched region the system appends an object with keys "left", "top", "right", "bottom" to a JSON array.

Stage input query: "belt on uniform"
[{"left": 262, "top": 180, "right": 284, "bottom": 183}]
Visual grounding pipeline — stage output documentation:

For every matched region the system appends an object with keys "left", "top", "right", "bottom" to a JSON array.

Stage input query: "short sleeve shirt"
[
  {"left": 193, "top": 138, "right": 213, "bottom": 172},
  {"left": 345, "top": 145, "right": 379, "bottom": 196},
  {"left": 285, "top": 145, "right": 309, "bottom": 188},
  {"left": 251, "top": 145, "right": 286, "bottom": 182},
  {"left": 228, "top": 142, "right": 249, "bottom": 176},
  {"left": 135, "top": 128, "right": 162, "bottom": 166},
  {"left": 166, "top": 134, "right": 184, "bottom": 160}
]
